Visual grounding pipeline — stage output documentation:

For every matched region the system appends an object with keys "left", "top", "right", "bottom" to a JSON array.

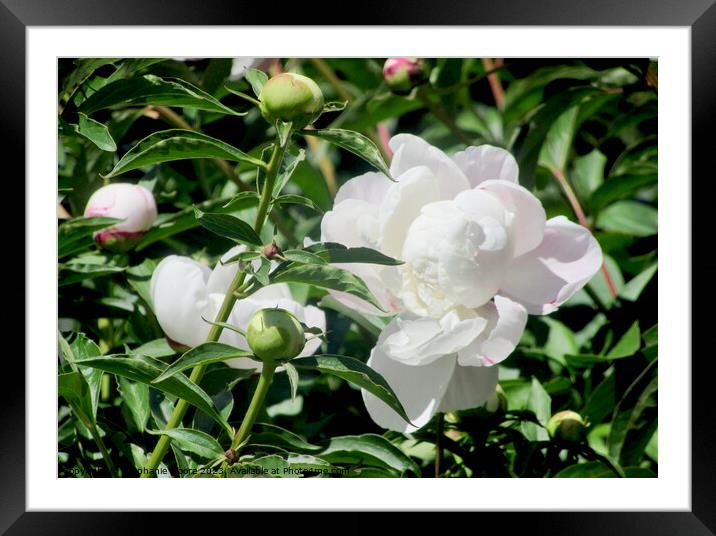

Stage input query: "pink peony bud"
[
  {"left": 84, "top": 183, "right": 157, "bottom": 252},
  {"left": 383, "top": 57, "right": 428, "bottom": 94}
]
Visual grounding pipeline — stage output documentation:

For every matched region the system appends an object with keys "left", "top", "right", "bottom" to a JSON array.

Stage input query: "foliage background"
[{"left": 58, "top": 57, "right": 658, "bottom": 478}]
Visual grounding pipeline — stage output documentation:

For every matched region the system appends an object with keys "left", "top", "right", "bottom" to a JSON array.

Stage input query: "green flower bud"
[
  {"left": 484, "top": 384, "right": 508, "bottom": 414},
  {"left": 246, "top": 308, "right": 305, "bottom": 362},
  {"left": 547, "top": 410, "right": 587, "bottom": 442},
  {"left": 258, "top": 73, "right": 324, "bottom": 128}
]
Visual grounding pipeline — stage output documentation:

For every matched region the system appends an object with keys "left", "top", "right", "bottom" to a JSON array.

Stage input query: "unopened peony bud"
[
  {"left": 258, "top": 73, "right": 324, "bottom": 129},
  {"left": 547, "top": 410, "right": 586, "bottom": 442},
  {"left": 84, "top": 183, "right": 157, "bottom": 252},
  {"left": 383, "top": 57, "right": 428, "bottom": 95},
  {"left": 484, "top": 384, "right": 508, "bottom": 414},
  {"left": 246, "top": 308, "right": 305, "bottom": 362},
  {"left": 262, "top": 240, "right": 282, "bottom": 260}
]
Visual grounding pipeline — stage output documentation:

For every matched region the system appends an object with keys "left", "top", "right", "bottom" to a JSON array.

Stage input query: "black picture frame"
[{"left": 4, "top": 0, "right": 709, "bottom": 532}]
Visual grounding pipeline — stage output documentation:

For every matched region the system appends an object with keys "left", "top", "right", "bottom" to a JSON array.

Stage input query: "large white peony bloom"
[
  {"left": 321, "top": 134, "right": 602, "bottom": 432},
  {"left": 150, "top": 246, "right": 326, "bottom": 371}
]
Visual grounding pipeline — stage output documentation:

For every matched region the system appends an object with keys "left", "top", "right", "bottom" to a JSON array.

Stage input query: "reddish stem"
[
  {"left": 376, "top": 122, "right": 393, "bottom": 160},
  {"left": 481, "top": 58, "right": 505, "bottom": 110},
  {"left": 552, "top": 169, "right": 618, "bottom": 300}
]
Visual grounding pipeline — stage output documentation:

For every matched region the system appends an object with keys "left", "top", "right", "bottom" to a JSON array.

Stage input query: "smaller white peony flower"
[
  {"left": 150, "top": 245, "right": 326, "bottom": 371},
  {"left": 84, "top": 183, "right": 157, "bottom": 251},
  {"left": 322, "top": 134, "right": 603, "bottom": 432}
]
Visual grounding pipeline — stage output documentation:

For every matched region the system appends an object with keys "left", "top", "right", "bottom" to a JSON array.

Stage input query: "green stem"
[
  {"left": 254, "top": 136, "right": 288, "bottom": 231},
  {"left": 87, "top": 421, "right": 118, "bottom": 478},
  {"left": 142, "top": 135, "right": 288, "bottom": 478},
  {"left": 417, "top": 87, "right": 474, "bottom": 147},
  {"left": 220, "top": 362, "right": 277, "bottom": 477},
  {"left": 141, "top": 269, "right": 247, "bottom": 478},
  {"left": 232, "top": 363, "right": 276, "bottom": 450}
]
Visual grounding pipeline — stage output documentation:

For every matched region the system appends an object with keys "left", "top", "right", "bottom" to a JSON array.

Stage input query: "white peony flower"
[
  {"left": 150, "top": 245, "right": 326, "bottom": 371},
  {"left": 321, "top": 134, "right": 602, "bottom": 432},
  {"left": 84, "top": 183, "right": 157, "bottom": 251}
]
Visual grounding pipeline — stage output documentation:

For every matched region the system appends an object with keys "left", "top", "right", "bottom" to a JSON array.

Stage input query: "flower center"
[{"left": 399, "top": 200, "right": 512, "bottom": 317}]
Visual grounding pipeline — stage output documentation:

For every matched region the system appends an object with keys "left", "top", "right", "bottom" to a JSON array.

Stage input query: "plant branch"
[
  {"left": 481, "top": 58, "right": 505, "bottom": 110},
  {"left": 87, "top": 421, "right": 118, "bottom": 477},
  {"left": 232, "top": 363, "right": 276, "bottom": 450},
  {"left": 254, "top": 134, "right": 288, "bottom": 230},
  {"left": 417, "top": 87, "right": 474, "bottom": 146},
  {"left": 310, "top": 58, "right": 391, "bottom": 164},
  {"left": 150, "top": 105, "right": 297, "bottom": 244},
  {"left": 141, "top": 135, "right": 289, "bottom": 477},
  {"left": 432, "top": 62, "right": 511, "bottom": 95}
]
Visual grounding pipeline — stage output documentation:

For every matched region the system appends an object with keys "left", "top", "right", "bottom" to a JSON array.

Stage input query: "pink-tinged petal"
[
  {"left": 437, "top": 364, "right": 499, "bottom": 412},
  {"left": 477, "top": 180, "right": 546, "bottom": 257},
  {"left": 389, "top": 134, "right": 470, "bottom": 200},
  {"left": 150, "top": 256, "right": 212, "bottom": 348},
  {"left": 380, "top": 310, "right": 487, "bottom": 366},
  {"left": 500, "top": 216, "right": 603, "bottom": 314},
  {"left": 451, "top": 145, "right": 519, "bottom": 187},
  {"left": 457, "top": 295, "right": 527, "bottom": 367},
  {"left": 84, "top": 183, "right": 157, "bottom": 233},
  {"left": 362, "top": 321, "right": 457, "bottom": 432},
  {"left": 334, "top": 171, "right": 391, "bottom": 207}
]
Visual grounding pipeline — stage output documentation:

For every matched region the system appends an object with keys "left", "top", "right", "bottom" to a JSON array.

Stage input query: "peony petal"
[
  {"left": 477, "top": 180, "right": 546, "bottom": 257},
  {"left": 380, "top": 310, "right": 487, "bottom": 366},
  {"left": 437, "top": 214, "right": 511, "bottom": 309},
  {"left": 389, "top": 133, "right": 470, "bottom": 200},
  {"left": 453, "top": 187, "right": 510, "bottom": 227},
  {"left": 457, "top": 295, "right": 527, "bottom": 367},
  {"left": 300, "top": 305, "right": 327, "bottom": 357},
  {"left": 379, "top": 165, "right": 439, "bottom": 258},
  {"left": 85, "top": 183, "right": 157, "bottom": 232},
  {"left": 321, "top": 198, "right": 381, "bottom": 249},
  {"left": 500, "top": 216, "right": 603, "bottom": 314},
  {"left": 206, "top": 245, "right": 245, "bottom": 295},
  {"left": 451, "top": 145, "right": 519, "bottom": 187},
  {"left": 150, "top": 256, "right": 212, "bottom": 348},
  {"left": 334, "top": 171, "right": 391, "bottom": 207},
  {"left": 437, "top": 364, "right": 499, "bottom": 412},
  {"left": 362, "top": 321, "right": 457, "bottom": 432},
  {"left": 251, "top": 283, "right": 293, "bottom": 302}
]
